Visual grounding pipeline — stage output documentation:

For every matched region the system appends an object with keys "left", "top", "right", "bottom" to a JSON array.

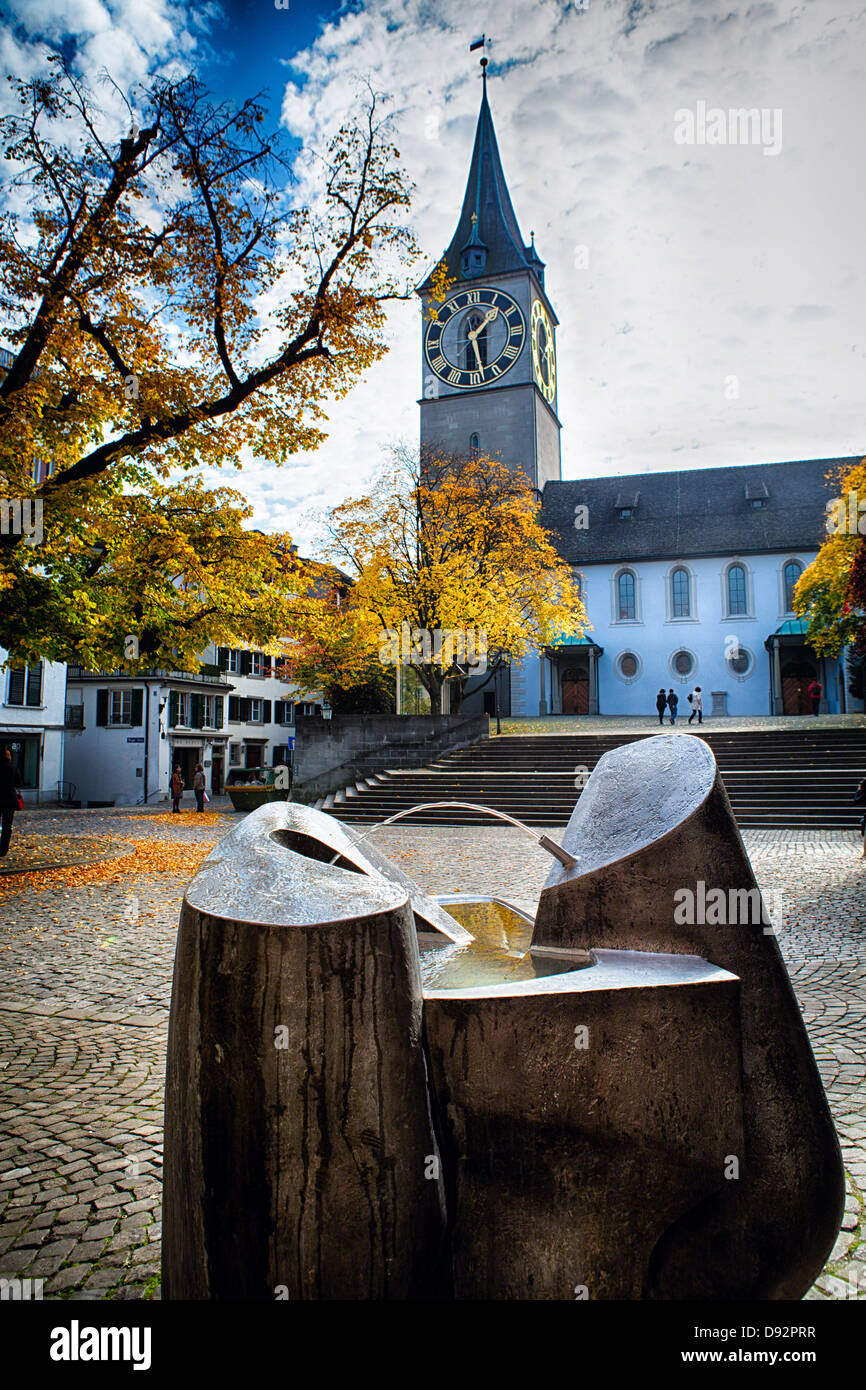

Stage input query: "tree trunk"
[{"left": 415, "top": 665, "right": 444, "bottom": 714}]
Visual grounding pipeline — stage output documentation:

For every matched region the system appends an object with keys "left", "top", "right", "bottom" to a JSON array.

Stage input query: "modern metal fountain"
[{"left": 162, "top": 733, "right": 844, "bottom": 1300}]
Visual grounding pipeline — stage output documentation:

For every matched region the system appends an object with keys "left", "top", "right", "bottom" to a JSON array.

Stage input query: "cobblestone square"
[{"left": 0, "top": 807, "right": 863, "bottom": 1300}]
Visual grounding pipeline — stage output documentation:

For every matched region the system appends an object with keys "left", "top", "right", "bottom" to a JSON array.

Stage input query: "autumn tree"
[
  {"left": 794, "top": 457, "right": 866, "bottom": 659},
  {"left": 287, "top": 447, "right": 587, "bottom": 714},
  {"left": 0, "top": 57, "right": 419, "bottom": 669},
  {"left": 280, "top": 560, "right": 393, "bottom": 713}
]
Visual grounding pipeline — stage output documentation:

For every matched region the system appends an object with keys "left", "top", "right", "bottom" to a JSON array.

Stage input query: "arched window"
[
  {"left": 727, "top": 564, "right": 747, "bottom": 616},
  {"left": 784, "top": 561, "right": 802, "bottom": 612},
  {"left": 470, "top": 433, "right": 480, "bottom": 459},
  {"left": 617, "top": 570, "right": 636, "bottom": 621},
  {"left": 463, "top": 312, "right": 488, "bottom": 370},
  {"left": 671, "top": 567, "right": 690, "bottom": 618}
]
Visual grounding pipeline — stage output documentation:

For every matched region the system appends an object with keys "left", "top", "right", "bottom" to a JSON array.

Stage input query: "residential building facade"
[
  {"left": 62, "top": 647, "right": 320, "bottom": 807},
  {"left": 211, "top": 643, "right": 320, "bottom": 779},
  {"left": 0, "top": 651, "right": 67, "bottom": 804},
  {"left": 63, "top": 666, "right": 233, "bottom": 808}
]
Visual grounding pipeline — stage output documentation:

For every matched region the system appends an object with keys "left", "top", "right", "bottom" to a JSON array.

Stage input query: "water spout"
[{"left": 340, "top": 801, "right": 578, "bottom": 871}]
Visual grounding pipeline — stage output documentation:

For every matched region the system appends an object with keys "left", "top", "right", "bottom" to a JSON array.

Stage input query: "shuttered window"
[
  {"left": 7, "top": 664, "right": 42, "bottom": 706},
  {"left": 109, "top": 691, "right": 131, "bottom": 725}
]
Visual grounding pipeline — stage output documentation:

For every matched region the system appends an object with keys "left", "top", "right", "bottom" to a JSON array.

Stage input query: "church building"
[{"left": 418, "top": 62, "right": 858, "bottom": 719}]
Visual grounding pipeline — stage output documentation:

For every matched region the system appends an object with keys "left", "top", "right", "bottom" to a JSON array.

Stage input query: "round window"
[
  {"left": 616, "top": 651, "right": 641, "bottom": 682},
  {"left": 726, "top": 647, "right": 752, "bottom": 677},
  {"left": 673, "top": 650, "right": 694, "bottom": 677}
]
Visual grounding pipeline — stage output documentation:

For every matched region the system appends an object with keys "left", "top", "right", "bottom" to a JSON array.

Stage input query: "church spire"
[{"left": 420, "top": 63, "right": 543, "bottom": 289}]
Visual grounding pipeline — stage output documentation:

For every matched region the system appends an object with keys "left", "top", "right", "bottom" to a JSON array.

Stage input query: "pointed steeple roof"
[{"left": 420, "top": 73, "right": 542, "bottom": 290}]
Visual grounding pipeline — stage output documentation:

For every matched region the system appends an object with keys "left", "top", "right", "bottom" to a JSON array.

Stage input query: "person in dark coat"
[
  {"left": 193, "top": 763, "right": 206, "bottom": 813},
  {"left": 808, "top": 679, "right": 822, "bottom": 716},
  {"left": 0, "top": 747, "right": 23, "bottom": 857},
  {"left": 655, "top": 689, "right": 667, "bottom": 724},
  {"left": 667, "top": 689, "right": 678, "bottom": 725},
  {"left": 169, "top": 765, "right": 185, "bottom": 814},
  {"left": 853, "top": 777, "right": 866, "bottom": 857}
]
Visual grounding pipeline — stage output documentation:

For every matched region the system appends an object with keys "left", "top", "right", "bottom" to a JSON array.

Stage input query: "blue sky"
[
  {"left": 2, "top": 0, "right": 865, "bottom": 553},
  {"left": 198, "top": 1, "right": 341, "bottom": 112}
]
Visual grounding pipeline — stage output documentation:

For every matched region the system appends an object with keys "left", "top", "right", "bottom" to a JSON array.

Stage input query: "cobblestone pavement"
[{"left": 0, "top": 811, "right": 863, "bottom": 1300}]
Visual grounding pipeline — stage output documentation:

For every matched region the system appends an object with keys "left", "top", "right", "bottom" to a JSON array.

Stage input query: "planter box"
[{"left": 225, "top": 776, "right": 290, "bottom": 813}]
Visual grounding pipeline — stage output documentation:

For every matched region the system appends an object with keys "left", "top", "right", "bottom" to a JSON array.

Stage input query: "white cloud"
[
  {"left": 3, "top": 0, "right": 197, "bottom": 96},
  {"left": 4, "top": 0, "right": 112, "bottom": 41}
]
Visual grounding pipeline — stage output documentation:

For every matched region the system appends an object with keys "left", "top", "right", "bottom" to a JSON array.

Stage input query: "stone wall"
[{"left": 292, "top": 712, "right": 489, "bottom": 801}]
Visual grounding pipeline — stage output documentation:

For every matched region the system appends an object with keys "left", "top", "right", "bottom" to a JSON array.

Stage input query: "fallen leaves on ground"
[
  {"left": 0, "top": 833, "right": 125, "bottom": 873},
  {"left": 0, "top": 838, "right": 217, "bottom": 896},
  {"left": 127, "top": 812, "right": 231, "bottom": 827}
]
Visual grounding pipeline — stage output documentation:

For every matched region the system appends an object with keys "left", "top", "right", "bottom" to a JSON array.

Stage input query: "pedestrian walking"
[
  {"left": 854, "top": 777, "right": 866, "bottom": 858},
  {"left": 0, "top": 747, "right": 23, "bottom": 857},
  {"left": 655, "top": 689, "right": 667, "bottom": 725},
  {"left": 193, "top": 763, "right": 206, "bottom": 813},
  {"left": 667, "top": 689, "right": 678, "bottom": 725},
  {"left": 688, "top": 686, "right": 704, "bottom": 725},
  {"left": 808, "top": 678, "right": 822, "bottom": 716},
  {"left": 170, "top": 765, "right": 185, "bottom": 813}
]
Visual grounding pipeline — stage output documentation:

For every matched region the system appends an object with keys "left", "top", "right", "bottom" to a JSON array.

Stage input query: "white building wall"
[
  {"left": 64, "top": 680, "right": 160, "bottom": 807},
  {"left": 511, "top": 550, "right": 847, "bottom": 717},
  {"left": 0, "top": 651, "right": 67, "bottom": 804},
  {"left": 65, "top": 674, "right": 234, "bottom": 807}
]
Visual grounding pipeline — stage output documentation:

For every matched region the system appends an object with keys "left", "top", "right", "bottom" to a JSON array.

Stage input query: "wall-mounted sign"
[{"left": 127, "top": 736, "right": 145, "bottom": 743}]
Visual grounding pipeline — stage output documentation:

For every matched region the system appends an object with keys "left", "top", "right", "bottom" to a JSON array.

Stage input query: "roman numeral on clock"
[
  {"left": 447, "top": 369, "right": 461, "bottom": 384},
  {"left": 503, "top": 344, "right": 520, "bottom": 359}
]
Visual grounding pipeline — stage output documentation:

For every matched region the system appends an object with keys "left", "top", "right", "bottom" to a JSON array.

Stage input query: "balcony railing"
[{"left": 67, "top": 666, "right": 232, "bottom": 687}]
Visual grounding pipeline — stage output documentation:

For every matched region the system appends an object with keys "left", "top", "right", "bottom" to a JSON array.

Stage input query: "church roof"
[
  {"left": 541, "top": 457, "right": 857, "bottom": 564},
  {"left": 419, "top": 75, "right": 539, "bottom": 291}
]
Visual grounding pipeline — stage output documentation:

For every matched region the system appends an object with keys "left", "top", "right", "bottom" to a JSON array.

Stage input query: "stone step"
[{"left": 315, "top": 728, "right": 866, "bottom": 829}]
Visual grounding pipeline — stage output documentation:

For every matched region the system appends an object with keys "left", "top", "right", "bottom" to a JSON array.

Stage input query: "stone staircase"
[{"left": 316, "top": 727, "right": 866, "bottom": 828}]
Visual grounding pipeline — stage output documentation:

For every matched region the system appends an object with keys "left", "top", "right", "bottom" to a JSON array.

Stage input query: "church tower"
[{"left": 418, "top": 61, "right": 562, "bottom": 489}]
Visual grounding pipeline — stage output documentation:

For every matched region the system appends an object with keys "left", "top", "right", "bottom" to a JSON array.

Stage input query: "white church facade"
[{"left": 418, "top": 62, "right": 858, "bottom": 720}]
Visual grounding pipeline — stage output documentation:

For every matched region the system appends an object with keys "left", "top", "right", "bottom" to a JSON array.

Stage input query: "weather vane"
[{"left": 469, "top": 34, "right": 490, "bottom": 85}]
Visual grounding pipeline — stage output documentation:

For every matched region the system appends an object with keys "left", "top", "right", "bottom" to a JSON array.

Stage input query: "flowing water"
[
  {"left": 419, "top": 896, "right": 592, "bottom": 990},
  {"left": 344, "top": 802, "right": 591, "bottom": 990}
]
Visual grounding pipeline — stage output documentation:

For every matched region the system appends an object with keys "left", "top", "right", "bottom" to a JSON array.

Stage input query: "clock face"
[
  {"left": 424, "top": 287, "right": 526, "bottom": 389},
  {"left": 531, "top": 299, "right": 556, "bottom": 404}
]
